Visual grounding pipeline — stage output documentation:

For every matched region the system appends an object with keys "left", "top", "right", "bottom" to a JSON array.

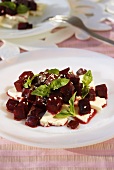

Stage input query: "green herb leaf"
[
  {"left": 0, "top": 2, "right": 16, "bottom": 10},
  {"left": 54, "top": 92, "right": 77, "bottom": 119},
  {"left": 82, "top": 70, "right": 93, "bottom": 98},
  {"left": 23, "top": 74, "right": 39, "bottom": 88},
  {"left": 31, "top": 84, "right": 51, "bottom": 97},
  {"left": 17, "top": 4, "right": 29, "bottom": 14},
  {"left": 31, "top": 77, "right": 69, "bottom": 97},
  {"left": 69, "top": 92, "right": 76, "bottom": 115},
  {"left": 23, "top": 76, "right": 31, "bottom": 88},
  {"left": 82, "top": 70, "right": 93, "bottom": 86},
  {"left": 50, "top": 78, "right": 69, "bottom": 90},
  {"left": 82, "top": 86, "right": 89, "bottom": 98},
  {"left": 48, "top": 68, "right": 59, "bottom": 75},
  {"left": 54, "top": 109, "right": 70, "bottom": 119}
]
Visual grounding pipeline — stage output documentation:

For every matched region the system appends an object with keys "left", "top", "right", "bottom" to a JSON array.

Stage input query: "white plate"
[
  {"left": 0, "top": 48, "right": 114, "bottom": 148},
  {"left": 0, "top": 0, "right": 70, "bottom": 39}
]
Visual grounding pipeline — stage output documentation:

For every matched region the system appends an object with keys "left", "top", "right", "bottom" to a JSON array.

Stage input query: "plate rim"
[
  {"left": 0, "top": 0, "right": 70, "bottom": 39},
  {"left": 0, "top": 47, "right": 114, "bottom": 148}
]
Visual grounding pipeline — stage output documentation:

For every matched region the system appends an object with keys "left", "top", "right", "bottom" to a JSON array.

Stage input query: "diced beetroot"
[
  {"left": 14, "top": 79, "right": 24, "bottom": 92},
  {"left": 45, "top": 74, "right": 58, "bottom": 85},
  {"left": 59, "top": 67, "right": 70, "bottom": 77},
  {"left": 0, "top": 6, "right": 6, "bottom": 16},
  {"left": 29, "top": 108, "right": 45, "bottom": 123},
  {"left": 22, "top": 88, "right": 36, "bottom": 102},
  {"left": 13, "top": 102, "right": 30, "bottom": 120},
  {"left": 86, "top": 88, "right": 96, "bottom": 101},
  {"left": 67, "top": 73, "right": 79, "bottom": 86},
  {"left": 6, "top": 99, "right": 19, "bottom": 112},
  {"left": 19, "top": 71, "right": 34, "bottom": 80},
  {"left": 34, "top": 96, "right": 47, "bottom": 111},
  {"left": 76, "top": 68, "right": 87, "bottom": 75},
  {"left": 78, "top": 98, "right": 91, "bottom": 115},
  {"left": 15, "top": 0, "right": 29, "bottom": 7},
  {"left": 5, "top": 8, "right": 17, "bottom": 16},
  {"left": 95, "top": 84, "right": 107, "bottom": 99},
  {"left": 46, "top": 94, "right": 63, "bottom": 114},
  {"left": 75, "top": 83, "right": 83, "bottom": 96},
  {"left": 28, "top": 1, "right": 37, "bottom": 10},
  {"left": 2, "top": 0, "right": 11, "bottom": 1},
  {"left": 67, "top": 118, "right": 80, "bottom": 129},
  {"left": 25, "top": 115, "right": 38, "bottom": 127},
  {"left": 60, "top": 82, "right": 75, "bottom": 103},
  {"left": 18, "top": 22, "right": 33, "bottom": 30}
]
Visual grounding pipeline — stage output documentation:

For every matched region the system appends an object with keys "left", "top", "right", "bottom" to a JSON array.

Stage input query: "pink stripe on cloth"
[
  {"left": 0, "top": 147, "right": 114, "bottom": 157},
  {"left": 0, "top": 160, "right": 114, "bottom": 169}
]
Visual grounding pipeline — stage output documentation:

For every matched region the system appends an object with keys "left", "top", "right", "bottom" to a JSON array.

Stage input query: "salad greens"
[
  {"left": 31, "top": 78, "right": 69, "bottom": 97},
  {"left": 82, "top": 70, "right": 93, "bottom": 98},
  {"left": 54, "top": 92, "right": 77, "bottom": 119}
]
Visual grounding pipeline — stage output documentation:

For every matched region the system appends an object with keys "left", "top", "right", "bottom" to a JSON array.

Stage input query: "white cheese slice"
[
  {"left": 6, "top": 12, "right": 29, "bottom": 23},
  {"left": 0, "top": 16, "right": 4, "bottom": 24},
  {"left": 75, "top": 109, "right": 94, "bottom": 123},
  {"left": 40, "top": 111, "right": 68, "bottom": 127},
  {"left": 90, "top": 97, "right": 106, "bottom": 111},
  {"left": 8, "top": 87, "right": 22, "bottom": 100},
  {"left": 0, "top": 17, "right": 18, "bottom": 28}
]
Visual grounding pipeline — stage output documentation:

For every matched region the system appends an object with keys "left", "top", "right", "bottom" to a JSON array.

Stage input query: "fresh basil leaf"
[
  {"left": 69, "top": 92, "right": 76, "bottom": 115},
  {"left": 23, "top": 74, "right": 39, "bottom": 88},
  {"left": 50, "top": 78, "right": 69, "bottom": 90},
  {"left": 48, "top": 68, "right": 59, "bottom": 75},
  {"left": 82, "top": 70, "right": 93, "bottom": 98},
  {"left": 23, "top": 76, "right": 31, "bottom": 88},
  {"left": 82, "top": 70, "right": 93, "bottom": 86},
  {"left": 55, "top": 93, "right": 77, "bottom": 119},
  {"left": 82, "top": 86, "right": 89, "bottom": 98},
  {"left": 54, "top": 109, "right": 70, "bottom": 119},
  {"left": 0, "top": 2, "right": 16, "bottom": 10},
  {"left": 17, "top": 4, "right": 29, "bottom": 14},
  {"left": 31, "top": 84, "right": 50, "bottom": 97}
]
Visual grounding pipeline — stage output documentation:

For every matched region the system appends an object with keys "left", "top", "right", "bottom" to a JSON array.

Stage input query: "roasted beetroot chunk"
[
  {"left": 6, "top": 99, "right": 19, "bottom": 112},
  {"left": 67, "top": 118, "right": 80, "bottom": 129},
  {"left": 19, "top": 71, "right": 34, "bottom": 80},
  {"left": 13, "top": 101, "right": 31, "bottom": 120},
  {"left": 14, "top": 79, "right": 24, "bottom": 92},
  {"left": 5, "top": 8, "right": 17, "bottom": 15},
  {"left": 78, "top": 98, "right": 91, "bottom": 115},
  {"left": 76, "top": 68, "right": 87, "bottom": 75},
  {"left": 25, "top": 107, "right": 45, "bottom": 127},
  {"left": 95, "top": 84, "right": 107, "bottom": 99},
  {"left": 30, "top": 107, "right": 45, "bottom": 119},
  {"left": 60, "top": 82, "right": 75, "bottom": 103},
  {"left": 46, "top": 94, "right": 63, "bottom": 114},
  {"left": 59, "top": 67, "right": 70, "bottom": 77},
  {"left": 15, "top": 0, "right": 29, "bottom": 7},
  {"left": 67, "top": 73, "right": 79, "bottom": 86},
  {"left": 45, "top": 74, "right": 59, "bottom": 85},
  {"left": 75, "top": 83, "right": 83, "bottom": 96},
  {"left": 18, "top": 22, "right": 33, "bottom": 30},
  {"left": 34, "top": 96, "right": 47, "bottom": 111},
  {"left": 28, "top": 1, "right": 37, "bottom": 10},
  {"left": 22, "top": 88, "right": 36, "bottom": 103},
  {"left": 14, "top": 71, "right": 34, "bottom": 92},
  {"left": 86, "top": 88, "right": 96, "bottom": 101},
  {"left": 0, "top": 6, "right": 6, "bottom": 16},
  {"left": 25, "top": 115, "right": 39, "bottom": 127}
]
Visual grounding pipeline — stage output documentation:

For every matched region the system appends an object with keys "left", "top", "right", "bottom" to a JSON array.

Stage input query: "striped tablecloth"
[{"left": 0, "top": 29, "right": 114, "bottom": 169}]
